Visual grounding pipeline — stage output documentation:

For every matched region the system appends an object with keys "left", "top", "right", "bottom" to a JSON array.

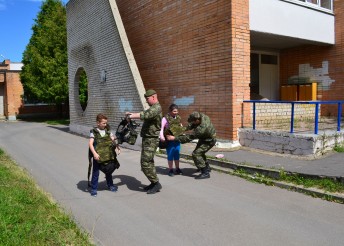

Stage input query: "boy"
[{"left": 89, "top": 113, "right": 120, "bottom": 197}]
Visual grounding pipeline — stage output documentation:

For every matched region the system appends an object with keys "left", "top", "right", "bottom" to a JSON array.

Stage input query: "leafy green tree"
[
  {"left": 20, "top": 0, "right": 68, "bottom": 111},
  {"left": 79, "top": 69, "right": 88, "bottom": 111}
]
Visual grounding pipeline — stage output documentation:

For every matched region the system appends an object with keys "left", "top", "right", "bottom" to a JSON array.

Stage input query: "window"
[
  {"left": 261, "top": 54, "right": 278, "bottom": 65},
  {"left": 296, "top": 0, "right": 333, "bottom": 11},
  {"left": 320, "top": 0, "right": 332, "bottom": 10}
]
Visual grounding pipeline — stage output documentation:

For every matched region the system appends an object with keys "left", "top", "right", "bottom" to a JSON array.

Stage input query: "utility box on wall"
[
  {"left": 281, "top": 82, "right": 317, "bottom": 101},
  {"left": 281, "top": 85, "right": 298, "bottom": 101},
  {"left": 299, "top": 83, "right": 317, "bottom": 101}
]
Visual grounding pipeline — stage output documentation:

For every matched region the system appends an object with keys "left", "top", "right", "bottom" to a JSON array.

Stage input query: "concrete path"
[{"left": 0, "top": 121, "right": 344, "bottom": 246}]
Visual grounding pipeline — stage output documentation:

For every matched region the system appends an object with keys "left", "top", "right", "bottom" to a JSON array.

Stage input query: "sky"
[{"left": 0, "top": 0, "right": 68, "bottom": 62}]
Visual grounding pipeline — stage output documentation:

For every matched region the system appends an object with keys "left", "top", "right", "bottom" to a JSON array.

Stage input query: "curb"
[{"left": 156, "top": 150, "right": 344, "bottom": 204}]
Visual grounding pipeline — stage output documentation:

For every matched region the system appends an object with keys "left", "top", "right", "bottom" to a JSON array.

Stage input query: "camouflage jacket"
[
  {"left": 140, "top": 102, "right": 162, "bottom": 138},
  {"left": 176, "top": 113, "right": 216, "bottom": 143}
]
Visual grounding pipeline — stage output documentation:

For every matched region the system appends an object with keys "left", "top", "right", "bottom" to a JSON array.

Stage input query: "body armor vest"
[
  {"left": 164, "top": 114, "right": 185, "bottom": 137},
  {"left": 92, "top": 128, "right": 114, "bottom": 164}
]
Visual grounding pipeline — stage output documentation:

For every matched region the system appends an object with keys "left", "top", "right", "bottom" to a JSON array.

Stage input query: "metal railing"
[{"left": 243, "top": 100, "right": 344, "bottom": 134}]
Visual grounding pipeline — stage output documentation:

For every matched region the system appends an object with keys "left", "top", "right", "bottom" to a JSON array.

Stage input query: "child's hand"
[
  {"left": 116, "top": 145, "right": 121, "bottom": 155},
  {"left": 166, "top": 135, "right": 175, "bottom": 141},
  {"left": 94, "top": 153, "right": 100, "bottom": 161}
]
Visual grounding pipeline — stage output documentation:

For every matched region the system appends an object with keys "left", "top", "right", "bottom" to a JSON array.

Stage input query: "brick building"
[
  {"left": 66, "top": 0, "right": 342, "bottom": 145},
  {"left": 0, "top": 60, "right": 24, "bottom": 120},
  {"left": 0, "top": 59, "right": 69, "bottom": 120}
]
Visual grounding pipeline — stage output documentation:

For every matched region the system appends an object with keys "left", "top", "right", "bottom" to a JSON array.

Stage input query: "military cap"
[
  {"left": 144, "top": 89, "right": 157, "bottom": 97},
  {"left": 188, "top": 111, "right": 201, "bottom": 123}
]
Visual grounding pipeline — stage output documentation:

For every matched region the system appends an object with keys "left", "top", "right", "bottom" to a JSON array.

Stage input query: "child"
[
  {"left": 160, "top": 104, "right": 184, "bottom": 176},
  {"left": 89, "top": 113, "right": 120, "bottom": 197}
]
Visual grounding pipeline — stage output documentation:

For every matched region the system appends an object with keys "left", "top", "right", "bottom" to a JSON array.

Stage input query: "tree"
[
  {"left": 20, "top": 0, "right": 68, "bottom": 111},
  {"left": 79, "top": 69, "right": 88, "bottom": 111}
]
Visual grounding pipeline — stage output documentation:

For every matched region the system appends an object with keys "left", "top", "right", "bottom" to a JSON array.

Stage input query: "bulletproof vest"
[
  {"left": 92, "top": 128, "right": 114, "bottom": 164},
  {"left": 115, "top": 118, "right": 139, "bottom": 145},
  {"left": 165, "top": 114, "right": 185, "bottom": 137}
]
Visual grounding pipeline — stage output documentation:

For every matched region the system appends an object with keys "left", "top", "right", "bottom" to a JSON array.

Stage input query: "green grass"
[
  {"left": 334, "top": 144, "right": 344, "bottom": 153},
  {"left": 44, "top": 118, "right": 70, "bottom": 125},
  {"left": 0, "top": 148, "right": 93, "bottom": 245},
  {"left": 232, "top": 167, "right": 344, "bottom": 196},
  {"left": 19, "top": 117, "right": 70, "bottom": 125},
  {"left": 279, "top": 170, "right": 344, "bottom": 193}
]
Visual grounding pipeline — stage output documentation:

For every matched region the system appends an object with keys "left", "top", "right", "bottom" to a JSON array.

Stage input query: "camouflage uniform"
[
  {"left": 140, "top": 102, "right": 162, "bottom": 183},
  {"left": 175, "top": 113, "right": 216, "bottom": 170}
]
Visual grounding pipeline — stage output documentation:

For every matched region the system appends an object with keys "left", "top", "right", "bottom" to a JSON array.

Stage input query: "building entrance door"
[
  {"left": 250, "top": 52, "right": 279, "bottom": 100},
  {"left": 260, "top": 63, "right": 279, "bottom": 100},
  {"left": 0, "top": 84, "right": 4, "bottom": 116}
]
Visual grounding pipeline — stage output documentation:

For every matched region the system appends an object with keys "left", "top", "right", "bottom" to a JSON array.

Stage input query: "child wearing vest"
[
  {"left": 89, "top": 113, "right": 120, "bottom": 197},
  {"left": 160, "top": 104, "right": 184, "bottom": 176}
]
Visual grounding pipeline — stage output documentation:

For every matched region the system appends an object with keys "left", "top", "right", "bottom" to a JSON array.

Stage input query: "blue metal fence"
[{"left": 243, "top": 100, "right": 344, "bottom": 134}]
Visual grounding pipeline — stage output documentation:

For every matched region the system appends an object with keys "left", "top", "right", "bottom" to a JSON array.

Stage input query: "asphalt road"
[{"left": 0, "top": 121, "right": 343, "bottom": 246}]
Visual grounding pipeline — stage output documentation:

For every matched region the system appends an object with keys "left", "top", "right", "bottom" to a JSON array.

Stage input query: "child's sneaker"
[
  {"left": 168, "top": 169, "right": 174, "bottom": 177},
  {"left": 90, "top": 190, "right": 97, "bottom": 197},
  {"left": 109, "top": 185, "right": 118, "bottom": 192},
  {"left": 175, "top": 168, "right": 183, "bottom": 175}
]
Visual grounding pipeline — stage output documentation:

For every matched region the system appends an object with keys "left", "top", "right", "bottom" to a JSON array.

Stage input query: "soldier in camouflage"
[
  {"left": 167, "top": 111, "right": 216, "bottom": 179},
  {"left": 126, "top": 89, "right": 163, "bottom": 194}
]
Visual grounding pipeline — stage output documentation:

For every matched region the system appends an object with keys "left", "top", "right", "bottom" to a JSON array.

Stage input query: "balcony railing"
[{"left": 243, "top": 100, "right": 343, "bottom": 134}]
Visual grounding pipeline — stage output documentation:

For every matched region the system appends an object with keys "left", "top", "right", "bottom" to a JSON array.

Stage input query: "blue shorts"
[{"left": 166, "top": 141, "right": 181, "bottom": 161}]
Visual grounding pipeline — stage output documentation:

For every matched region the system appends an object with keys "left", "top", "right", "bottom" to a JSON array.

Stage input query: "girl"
[{"left": 160, "top": 104, "right": 183, "bottom": 176}]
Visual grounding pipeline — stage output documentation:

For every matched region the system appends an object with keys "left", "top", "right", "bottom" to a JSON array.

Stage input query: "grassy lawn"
[
  {"left": 19, "top": 117, "right": 70, "bottom": 126},
  {"left": 0, "top": 148, "right": 93, "bottom": 245},
  {"left": 334, "top": 144, "right": 344, "bottom": 153}
]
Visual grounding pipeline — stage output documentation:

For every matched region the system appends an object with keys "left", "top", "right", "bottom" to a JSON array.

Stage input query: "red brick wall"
[
  {"left": 117, "top": 0, "right": 250, "bottom": 141},
  {"left": 5, "top": 71, "right": 24, "bottom": 117},
  {"left": 1, "top": 59, "right": 68, "bottom": 119},
  {"left": 280, "top": 0, "right": 344, "bottom": 116}
]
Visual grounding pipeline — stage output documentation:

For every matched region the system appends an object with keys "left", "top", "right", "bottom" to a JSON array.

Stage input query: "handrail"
[{"left": 243, "top": 100, "right": 344, "bottom": 134}]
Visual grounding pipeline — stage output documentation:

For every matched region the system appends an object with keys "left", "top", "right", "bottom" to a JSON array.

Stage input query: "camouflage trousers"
[
  {"left": 192, "top": 138, "right": 216, "bottom": 169},
  {"left": 141, "top": 137, "right": 159, "bottom": 183}
]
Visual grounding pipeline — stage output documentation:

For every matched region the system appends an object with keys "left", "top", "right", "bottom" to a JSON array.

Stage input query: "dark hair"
[
  {"left": 169, "top": 104, "right": 179, "bottom": 112},
  {"left": 96, "top": 113, "right": 108, "bottom": 122}
]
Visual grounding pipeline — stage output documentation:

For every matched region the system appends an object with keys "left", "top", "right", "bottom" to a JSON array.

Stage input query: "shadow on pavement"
[
  {"left": 114, "top": 174, "right": 147, "bottom": 192},
  {"left": 156, "top": 166, "right": 198, "bottom": 178},
  {"left": 47, "top": 125, "right": 70, "bottom": 133},
  {"left": 76, "top": 174, "right": 148, "bottom": 193}
]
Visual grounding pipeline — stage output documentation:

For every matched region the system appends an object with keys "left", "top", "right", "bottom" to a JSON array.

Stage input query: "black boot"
[
  {"left": 205, "top": 161, "right": 211, "bottom": 173},
  {"left": 147, "top": 182, "right": 162, "bottom": 194},
  {"left": 143, "top": 182, "right": 155, "bottom": 191},
  {"left": 195, "top": 167, "right": 210, "bottom": 179}
]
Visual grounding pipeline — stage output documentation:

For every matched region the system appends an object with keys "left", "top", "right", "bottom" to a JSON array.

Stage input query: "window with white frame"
[{"left": 297, "top": 0, "right": 333, "bottom": 11}]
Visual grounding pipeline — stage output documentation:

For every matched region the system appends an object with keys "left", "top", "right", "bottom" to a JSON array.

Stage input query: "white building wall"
[{"left": 250, "top": 0, "right": 335, "bottom": 44}]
